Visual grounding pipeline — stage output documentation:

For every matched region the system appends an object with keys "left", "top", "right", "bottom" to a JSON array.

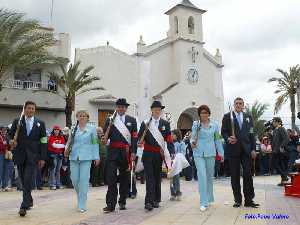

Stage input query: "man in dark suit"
[
  {"left": 221, "top": 97, "right": 259, "bottom": 208},
  {"left": 137, "top": 101, "right": 175, "bottom": 211},
  {"left": 9, "top": 101, "right": 47, "bottom": 217},
  {"left": 102, "top": 98, "right": 138, "bottom": 213}
]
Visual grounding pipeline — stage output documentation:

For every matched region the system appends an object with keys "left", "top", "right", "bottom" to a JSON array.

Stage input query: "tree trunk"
[
  {"left": 65, "top": 97, "right": 73, "bottom": 128},
  {"left": 297, "top": 81, "right": 300, "bottom": 112},
  {"left": 296, "top": 82, "right": 300, "bottom": 134},
  {"left": 290, "top": 94, "right": 296, "bottom": 129}
]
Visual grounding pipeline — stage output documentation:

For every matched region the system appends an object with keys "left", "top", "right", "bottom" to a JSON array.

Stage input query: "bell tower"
[{"left": 165, "top": 0, "right": 206, "bottom": 43}]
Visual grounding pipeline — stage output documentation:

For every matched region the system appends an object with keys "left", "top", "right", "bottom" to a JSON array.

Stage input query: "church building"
[{"left": 75, "top": 0, "right": 224, "bottom": 132}]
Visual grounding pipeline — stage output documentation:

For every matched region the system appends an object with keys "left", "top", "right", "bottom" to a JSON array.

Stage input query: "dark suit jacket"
[
  {"left": 9, "top": 117, "right": 48, "bottom": 165},
  {"left": 138, "top": 118, "right": 175, "bottom": 160},
  {"left": 104, "top": 114, "right": 138, "bottom": 156},
  {"left": 272, "top": 126, "right": 289, "bottom": 153},
  {"left": 221, "top": 112, "right": 256, "bottom": 156}
]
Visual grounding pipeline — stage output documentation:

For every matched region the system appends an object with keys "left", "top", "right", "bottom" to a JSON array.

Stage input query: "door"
[{"left": 98, "top": 110, "right": 113, "bottom": 128}]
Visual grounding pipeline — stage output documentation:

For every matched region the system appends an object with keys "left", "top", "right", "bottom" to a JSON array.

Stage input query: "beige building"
[
  {"left": 76, "top": 0, "right": 224, "bottom": 132},
  {"left": 0, "top": 27, "right": 71, "bottom": 129}
]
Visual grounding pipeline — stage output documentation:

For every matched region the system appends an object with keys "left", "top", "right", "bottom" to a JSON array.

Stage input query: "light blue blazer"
[
  {"left": 191, "top": 121, "right": 224, "bottom": 158},
  {"left": 69, "top": 124, "right": 100, "bottom": 161}
]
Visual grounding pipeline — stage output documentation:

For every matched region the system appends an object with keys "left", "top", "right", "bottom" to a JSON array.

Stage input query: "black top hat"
[
  {"left": 151, "top": 101, "right": 165, "bottom": 109},
  {"left": 116, "top": 98, "right": 130, "bottom": 107}
]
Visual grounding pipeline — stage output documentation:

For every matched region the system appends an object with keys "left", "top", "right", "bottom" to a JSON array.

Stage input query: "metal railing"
[{"left": 2, "top": 79, "right": 55, "bottom": 90}]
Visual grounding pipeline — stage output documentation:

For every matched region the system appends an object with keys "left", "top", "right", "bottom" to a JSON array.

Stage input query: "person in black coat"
[
  {"left": 9, "top": 101, "right": 47, "bottom": 217},
  {"left": 137, "top": 101, "right": 175, "bottom": 211},
  {"left": 271, "top": 117, "right": 289, "bottom": 185},
  {"left": 102, "top": 98, "right": 138, "bottom": 213},
  {"left": 221, "top": 97, "right": 259, "bottom": 208}
]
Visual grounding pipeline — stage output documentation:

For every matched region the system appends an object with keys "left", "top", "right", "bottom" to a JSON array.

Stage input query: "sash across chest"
[{"left": 110, "top": 141, "right": 129, "bottom": 149}]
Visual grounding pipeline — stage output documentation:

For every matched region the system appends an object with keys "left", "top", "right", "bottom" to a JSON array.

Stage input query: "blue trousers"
[
  {"left": 194, "top": 156, "right": 215, "bottom": 207},
  {"left": 49, "top": 154, "right": 63, "bottom": 188},
  {"left": 0, "top": 154, "right": 7, "bottom": 188},
  {"left": 170, "top": 174, "right": 181, "bottom": 196},
  {"left": 70, "top": 160, "right": 92, "bottom": 210}
]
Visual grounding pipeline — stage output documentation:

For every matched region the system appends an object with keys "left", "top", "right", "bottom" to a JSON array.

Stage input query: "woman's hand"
[
  {"left": 191, "top": 142, "right": 197, "bottom": 149},
  {"left": 94, "top": 159, "right": 100, "bottom": 167}
]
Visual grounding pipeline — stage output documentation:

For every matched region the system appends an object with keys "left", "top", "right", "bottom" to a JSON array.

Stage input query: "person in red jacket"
[
  {"left": 0, "top": 126, "right": 9, "bottom": 191},
  {"left": 48, "top": 125, "right": 65, "bottom": 190}
]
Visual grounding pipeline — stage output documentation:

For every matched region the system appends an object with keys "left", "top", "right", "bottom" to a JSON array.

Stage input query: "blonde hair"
[{"left": 76, "top": 110, "right": 90, "bottom": 119}]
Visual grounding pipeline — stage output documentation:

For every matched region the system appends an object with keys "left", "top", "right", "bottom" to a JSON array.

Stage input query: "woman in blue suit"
[
  {"left": 191, "top": 105, "right": 224, "bottom": 212},
  {"left": 67, "top": 110, "right": 100, "bottom": 213}
]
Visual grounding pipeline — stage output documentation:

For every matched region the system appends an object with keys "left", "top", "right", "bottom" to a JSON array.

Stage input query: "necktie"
[
  {"left": 237, "top": 113, "right": 242, "bottom": 129},
  {"left": 155, "top": 120, "right": 159, "bottom": 128},
  {"left": 26, "top": 119, "right": 31, "bottom": 136}
]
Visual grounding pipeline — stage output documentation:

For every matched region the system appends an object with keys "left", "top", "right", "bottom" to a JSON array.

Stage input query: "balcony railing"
[{"left": 2, "top": 79, "right": 57, "bottom": 91}]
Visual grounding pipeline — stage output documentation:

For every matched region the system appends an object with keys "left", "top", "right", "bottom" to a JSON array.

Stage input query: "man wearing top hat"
[
  {"left": 137, "top": 100, "right": 175, "bottom": 211},
  {"left": 102, "top": 98, "right": 138, "bottom": 213}
]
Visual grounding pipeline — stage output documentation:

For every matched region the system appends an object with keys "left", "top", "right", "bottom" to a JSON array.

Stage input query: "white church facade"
[{"left": 75, "top": 0, "right": 224, "bottom": 132}]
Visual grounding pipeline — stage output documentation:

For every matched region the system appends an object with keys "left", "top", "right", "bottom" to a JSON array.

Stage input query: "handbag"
[
  {"left": 64, "top": 121, "right": 79, "bottom": 157},
  {"left": 5, "top": 150, "right": 13, "bottom": 160}
]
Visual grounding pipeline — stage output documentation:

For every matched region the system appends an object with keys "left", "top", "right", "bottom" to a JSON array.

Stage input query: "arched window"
[
  {"left": 188, "top": 16, "right": 194, "bottom": 34},
  {"left": 174, "top": 16, "right": 179, "bottom": 34}
]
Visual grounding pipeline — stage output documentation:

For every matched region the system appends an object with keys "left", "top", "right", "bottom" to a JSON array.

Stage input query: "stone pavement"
[{"left": 0, "top": 175, "right": 299, "bottom": 225}]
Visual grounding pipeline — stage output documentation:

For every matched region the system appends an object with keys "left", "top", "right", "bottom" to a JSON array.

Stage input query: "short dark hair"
[
  {"left": 171, "top": 129, "right": 182, "bottom": 142},
  {"left": 197, "top": 105, "right": 211, "bottom": 116},
  {"left": 273, "top": 117, "right": 282, "bottom": 124},
  {"left": 24, "top": 101, "right": 36, "bottom": 109},
  {"left": 234, "top": 97, "right": 244, "bottom": 103}
]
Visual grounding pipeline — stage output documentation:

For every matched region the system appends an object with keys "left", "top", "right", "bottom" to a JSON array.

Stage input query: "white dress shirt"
[
  {"left": 234, "top": 111, "right": 243, "bottom": 127},
  {"left": 25, "top": 116, "right": 34, "bottom": 132},
  {"left": 152, "top": 117, "right": 160, "bottom": 128},
  {"left": 117, "top": 114, "right": 126, "bottom": 123}
]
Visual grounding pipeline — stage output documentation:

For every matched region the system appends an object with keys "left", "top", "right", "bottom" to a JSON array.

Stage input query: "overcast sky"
[{"left": 2, "top": 0, "right": 300, "bottom": 127}]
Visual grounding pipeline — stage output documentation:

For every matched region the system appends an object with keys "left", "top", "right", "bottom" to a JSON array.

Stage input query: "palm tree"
[
  {"left": 245, "top": 101, "right": 269, "bottom": 139},
  {"left": 0, "top": 8, "right": 63, "bottom": 91},
  {"left": 268, "top": 65, "right": 300, "bottom": 129},
  {"left": 49, "top": 61, "right": 104, "bottom": 127}
]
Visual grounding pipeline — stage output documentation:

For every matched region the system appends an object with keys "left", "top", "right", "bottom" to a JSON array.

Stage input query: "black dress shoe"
[
  {"left": 244, "top": 202, "right": 259, "bottom": 208},
  {"left": 103, "top": 206, "right": 115, "bottom": 213},
  {"left": 19, "top": 208, "right": 27, "bottom": 217},
  {"left": 131, "top": 194, "right": 137, "bottom": 199},
  {"left": 119, "top": 204, "right": 126, "bottom": 210},
  {"left": 152, "top": 202, "right": 159, "bottom": 208},
  {"left": 233, "top": 202, "right": 241, "bottom": 208},
  {"left": 145, "top": 203, "right": 153, "bottom": 211}
]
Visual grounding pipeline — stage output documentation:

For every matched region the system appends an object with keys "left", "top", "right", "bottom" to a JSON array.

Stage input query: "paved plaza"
[{"left": 0, "top": 175, "right": 299, "bottom": 225}]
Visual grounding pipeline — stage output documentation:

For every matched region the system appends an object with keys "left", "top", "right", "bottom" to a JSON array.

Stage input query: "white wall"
[{"left": 0, "top": 108, "right": 65, "bottom": 130}]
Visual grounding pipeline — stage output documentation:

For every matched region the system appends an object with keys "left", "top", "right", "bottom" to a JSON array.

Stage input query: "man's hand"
[
  {"left": 94, "top": 159, "right": 100, "bottom": 167},
  {"left": 251, "top": 150, "right": 257, "bottom": 159},
  {"left": 9, "top": 140, "right": 17, "bottom": 149},
  {"left": 38, "top": 160, "right": 45, "bottom": 169},
  {"left": 228, "top": 136, "right": 237, "bottom": 145},
  {"left": 137, "top": 142, "right": 144, "bottom": 148},
  {"left": 131, "top": 153, "right": 136, "bottom": 162},
  {"left": 220, "top": 156, "right": 224, "bottom": 162},
  {"left": 101, "top": 136, "right": 108, "bottom": 145}
]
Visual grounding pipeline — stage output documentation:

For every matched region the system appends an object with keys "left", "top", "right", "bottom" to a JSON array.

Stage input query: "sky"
[{"left": 2, "top": 0, "right": 300, "bottom": 127}]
